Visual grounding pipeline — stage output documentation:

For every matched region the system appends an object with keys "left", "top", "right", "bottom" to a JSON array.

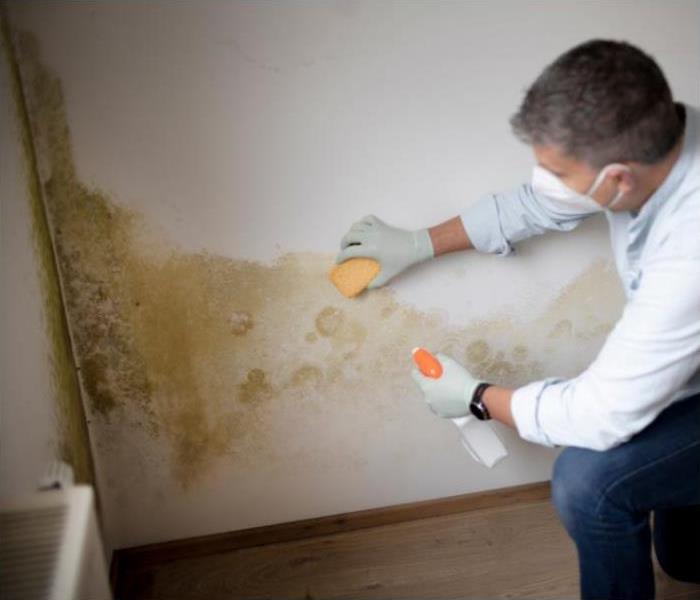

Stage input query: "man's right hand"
[{"left": 335, "top": 215, "right": 434, "bottom": 289}]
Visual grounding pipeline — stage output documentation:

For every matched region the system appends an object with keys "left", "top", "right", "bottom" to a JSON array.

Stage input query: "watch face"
[{"left": 470, "top": 401, "right": 486, "bottom": 420}]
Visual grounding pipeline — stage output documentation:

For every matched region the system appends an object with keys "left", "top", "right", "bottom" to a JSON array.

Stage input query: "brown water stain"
[
  {"left": 290, "top": 364, "right": 324, "bottom": 387},
  {"left": 548, "top": 319, "right": 573, "bottom": 339},
  {"left": 230, "top": 310, "right": 254, "bottom": 336},
  {"left": 238, "top": 369, "right": 273, "bottom": 404},
  {"left": 315, "top": 306, "right": 344, "bottom": 337},
  {"left": 512, "top": 345, "right": 528, "bottom": 362},
  {"left": 465, "top": 339, "right": 491, "bottom": 363}
]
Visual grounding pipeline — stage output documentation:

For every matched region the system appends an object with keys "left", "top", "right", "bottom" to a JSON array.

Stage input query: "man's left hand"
[{"left": 410, "top": 352, "right": 483, "bottom": 418}]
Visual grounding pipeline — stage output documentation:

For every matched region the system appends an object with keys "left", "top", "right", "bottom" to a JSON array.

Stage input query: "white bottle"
[{"left": 451, "top": 415, "right": 508, "bottom": 468}]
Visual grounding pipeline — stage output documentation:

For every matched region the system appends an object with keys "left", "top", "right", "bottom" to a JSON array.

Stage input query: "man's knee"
[{"left": 551, "top": 447, "right": 609, "bottom": 533}]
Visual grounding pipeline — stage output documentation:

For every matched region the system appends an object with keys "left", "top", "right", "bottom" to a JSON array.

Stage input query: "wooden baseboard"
[{"left": 111, "top": 480, "right": 550, "bottom": 594}]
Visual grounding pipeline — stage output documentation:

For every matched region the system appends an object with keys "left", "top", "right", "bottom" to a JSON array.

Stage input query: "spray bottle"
[{"left": 412, "top": 347, "right": 508, "bottom": 468}]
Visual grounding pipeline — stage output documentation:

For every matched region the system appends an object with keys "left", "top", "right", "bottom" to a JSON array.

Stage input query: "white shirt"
[{"left": 459, "top": 102, "right": 700, "bottom": 451}]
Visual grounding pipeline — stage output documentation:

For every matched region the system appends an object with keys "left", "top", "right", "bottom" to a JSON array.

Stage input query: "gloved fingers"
[
  {"left": 411, "top": 369, "right": 441, "bottom": 416},
  {"left": 435, "top": 352, "right": 458, "bottom": 367},
  {"left": 438, "top": 353, "right": 476, "bottom": 380},
  {"left": 366, "top": 270, "right": 389, "bottom": 290},
  {"left": 349, "top": 221, "right": 371, "bottom": 234},
  {"left": 360, "top": 214, "right": 382, "bottom": 227},
  {"left": 340, "top": 230, "right": 369, "bottom": 250},
  {"left": 334, "top": 243, "right": 375, "bottom": 265},
  {"left": 411, "top": 367, "right": 435, "bottom": 392},
  {"left": 410, "top": 367, "right": 424, "bottom": 386}
]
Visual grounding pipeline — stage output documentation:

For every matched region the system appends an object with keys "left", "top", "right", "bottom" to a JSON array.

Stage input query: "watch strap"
[{"left": 471, "top": 382, "right": 493, "bottom": 419}]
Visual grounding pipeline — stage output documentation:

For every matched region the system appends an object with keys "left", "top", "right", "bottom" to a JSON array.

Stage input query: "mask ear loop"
[
  {"left": 586, "top": 165, "right": 612, "bottom": 196},
  {"left": 586, "top": 163, "right": 629, "bottom": 208},
  {"left": 606, "top": 187, "right": 626, "bottom": 209}
]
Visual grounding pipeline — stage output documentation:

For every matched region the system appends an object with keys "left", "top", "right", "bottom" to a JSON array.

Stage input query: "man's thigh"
[{"left": 552, "top": 392, "right": 700, "bottom": 519}]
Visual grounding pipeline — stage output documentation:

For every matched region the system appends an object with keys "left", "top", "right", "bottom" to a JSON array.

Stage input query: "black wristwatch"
[{"left": 470, "top": 382, "right": 493, "bottom": 420}]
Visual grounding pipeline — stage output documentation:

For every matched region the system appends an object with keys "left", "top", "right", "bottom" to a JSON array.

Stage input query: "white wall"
[{"left": 7, "top": 0, "right": 700, "bottom": 550}]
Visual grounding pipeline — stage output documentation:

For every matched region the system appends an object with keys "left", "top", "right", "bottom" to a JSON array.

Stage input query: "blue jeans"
[{"left": 551, "top": 391, "right": 700, "bottom": 599}]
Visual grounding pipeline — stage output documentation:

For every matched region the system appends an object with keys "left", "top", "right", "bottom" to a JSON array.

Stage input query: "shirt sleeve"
[
  {"left": 510, "top": 228, "right": 700, "bottom": 451},
  {"left": 459, "top": 182, "right": 594, "bottom": 256}
]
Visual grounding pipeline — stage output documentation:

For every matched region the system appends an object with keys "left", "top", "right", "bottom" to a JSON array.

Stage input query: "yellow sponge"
[{"left": 328, "top": 258, "right": 381, "bottom": 298}]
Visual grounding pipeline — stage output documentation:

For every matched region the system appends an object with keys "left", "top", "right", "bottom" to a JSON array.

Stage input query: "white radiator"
[{"left": 0, "top": 484, "right": 112, "bottom": 600}]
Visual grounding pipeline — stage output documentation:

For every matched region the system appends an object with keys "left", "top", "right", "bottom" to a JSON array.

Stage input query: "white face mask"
[{"left": 532, "top": 163, "right": 630, "bottom": 213}]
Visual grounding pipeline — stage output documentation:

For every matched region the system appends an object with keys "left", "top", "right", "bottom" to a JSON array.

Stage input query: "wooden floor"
[{"left": 119, "top": 499, "right": 700, "bottom": 600}]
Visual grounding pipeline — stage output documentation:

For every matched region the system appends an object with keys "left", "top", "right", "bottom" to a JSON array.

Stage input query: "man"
[{"left": 335, "top": 40, "right": 700, "bottom": 599}]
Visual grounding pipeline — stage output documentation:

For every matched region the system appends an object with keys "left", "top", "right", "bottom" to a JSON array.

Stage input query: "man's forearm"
[
  {"left": 482, "top": 385, "right": 517, "bottom": 429},
  {"left": 428, "top": 216, "right": 474, "bottom": 256}
]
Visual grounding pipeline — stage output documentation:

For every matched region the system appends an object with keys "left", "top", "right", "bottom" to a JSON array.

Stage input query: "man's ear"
[{"left": 615, "top": 166, "right": 635, "bottom": 195}]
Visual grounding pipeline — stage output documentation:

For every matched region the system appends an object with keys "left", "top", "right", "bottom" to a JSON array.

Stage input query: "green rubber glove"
[
  {"left": 335, "top": 215, "right": 434, "bottom": 289},
  {"left": 410, "top": 353, "right": 483, "bottom": 418}
]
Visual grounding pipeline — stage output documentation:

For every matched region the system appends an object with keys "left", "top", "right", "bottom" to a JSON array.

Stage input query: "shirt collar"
[{"left": 630, "top": 102, "right": 696, "bottom": 226}]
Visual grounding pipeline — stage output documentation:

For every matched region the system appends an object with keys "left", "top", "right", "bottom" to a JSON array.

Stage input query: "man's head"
[{"left": 510, "top": 39, "right": 685, "bottom": 212}]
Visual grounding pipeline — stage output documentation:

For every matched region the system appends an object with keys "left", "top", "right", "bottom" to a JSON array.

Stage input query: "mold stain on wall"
[
  {"left": 12, "top": 30, "right": 625, "bottom": 489},
  {"left": 1, "top": 17, "right": 96, "bottom": 487}
]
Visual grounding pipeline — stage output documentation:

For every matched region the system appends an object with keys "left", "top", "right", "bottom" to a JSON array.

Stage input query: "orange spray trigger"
[{"left": 412, "top": 347, "right": 443, "bottom": 379}]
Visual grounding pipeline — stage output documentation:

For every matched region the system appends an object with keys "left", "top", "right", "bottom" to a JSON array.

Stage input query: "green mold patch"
[
  {"left": 12, "top": 29, "right": 624, "bottom": 489},
  {"left": 1, "top": 17, "right": 95, "bottom": 487}
]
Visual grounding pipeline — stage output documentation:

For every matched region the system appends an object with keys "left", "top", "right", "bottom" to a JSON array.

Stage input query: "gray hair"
[{"left": 510, "top": 39, "right": 684, "bottom": 169}]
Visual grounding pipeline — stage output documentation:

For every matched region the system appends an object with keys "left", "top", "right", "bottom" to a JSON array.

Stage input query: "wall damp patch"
[{"left": 13, "top": 29, "right": 623, "bottom": 490}]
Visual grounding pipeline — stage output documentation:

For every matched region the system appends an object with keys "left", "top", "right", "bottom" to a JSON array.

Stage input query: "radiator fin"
[{"left": 0, "top": 505, "right": 67, "bottom": 600}]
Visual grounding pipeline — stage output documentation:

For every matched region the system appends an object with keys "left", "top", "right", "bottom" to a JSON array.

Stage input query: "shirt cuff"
[
  {"left": 511, "top": 379, "right": 560, "bottom": 448},
  {"left": 459, "top": 194, "right": 515, "bottom": 256}
]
